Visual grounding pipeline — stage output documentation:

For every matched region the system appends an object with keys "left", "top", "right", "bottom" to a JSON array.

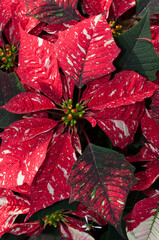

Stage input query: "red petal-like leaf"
[
  {"left": 0, "top": 124, "right": 53, "bottom": 188},
  {"left": 83, "top": 0, "right": 113, "bottom": 16},
  {"left": 2, "top": 92, "right": 55, "bottom": 114},
  {"left": 93, "top": 102, "right": 145, "bottom": 148},
  {"left": 125, "top": 194, "right": 159, "bottom": 240},
  {"left": 81, "top": 75, "right": 110, "bottom": 101},
  {"left": 25, "top": 0, "right": 79, "bottom": 24},
  {"left": 17, "top": 29, "right": 62, "bottom": 102},
  {"left": 88, "top": 71, "right": 159, "bottom": 110},
  {"left": 110, "top": 0, "right": 135, "bottom": 19},
  {"left": 26, "top": 132, "right": 77, "bottom": 220},
  {"left": 141, "top": 109, "right": 159, "bottom": 149},
  {"left": 0, "top": 189, "right": 30, "bottom": 237},
  {"left": 132, "top": 160, "right": 159, "bottom": 191},
  {"left": 0, "top": 0, "right": 11, "bottom": 31},
  {"left": 6, "top": 221, "right": 43, "bottom": 236},
  {"left": 151, "top": 89, "right": 159, "bottom": 124},
  {"left": 0, "top": 118, "right": 57, "bottom": 143},
  {"left": 68, "top": 144, "right": 136, "bottom": 234},
  {"left": 56, "top": 14, "right": 120, "bottom": 88},
  {"left": 71, "top": 132, "right": 82, "bottom": 155},
  {"left": 97, "top": 119, "right": 139, "bottom": 149}
]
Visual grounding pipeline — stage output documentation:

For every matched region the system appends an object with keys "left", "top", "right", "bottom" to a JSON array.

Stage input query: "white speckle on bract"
[
  {"left": 104, "top": 39, "right": 113, "bottom": 47},
  {"left": 83, "top": 29, "right": 91, "bottom": 40},
  {"left": 109, "top": 89, "right": 117, "bottom": 97},
  {"left": 17, "top": 171, "right": 25, "bottom": 185},
  {"left": 111, "top": 120, "right": 130, "bottom": 137},
  {"left": 0, "top": 197, "right": 8, "bottom": 206},
  {"left": 0, "top": 158, "right": 3, "bottom": 162},
  {"left": 12, "top": 126, "right": 19, "bottom": 131},
  {"left": 2, "top": 150, "right": 11, "bottom": 154},
  {"left": 117, "top": 200, "right": 124, "bottom": 205},
  {"left": 66, "top": 57, "right": 73, "bottom": 66},
  {"left": 94, "top": 14, "right": 102, "bottom": 25},
  {"left": 47, "top": 183, "right": 54, "bottom": 195},
  {"left": 45, "top": 57, "right": 50, "bottom": 69},
  {"left": 77, "top": 43, "right": 86, "bottom": 55},
  {"left": 38, "top": 38, "right": 43, "bottom": 47},
  {"left": 94, "top": 36, "right": 104, "bottom": 41}
]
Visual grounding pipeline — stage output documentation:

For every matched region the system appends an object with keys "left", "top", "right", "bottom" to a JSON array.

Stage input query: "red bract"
[
  {"left": 127, "top": 110, "right": 159, "bottom": 191},
  {"left": 55, "top": 13, "right": 120, "bottom": 88},
  {"left": 0, "top": 188, "right": 43, "bottom": 237},
  {"left": 125, "top": 192, "right": 159, "bottom": 240},
  {"left": 151, "top": 25, "right": 159, "bottom": 55},
  {"left": 17, "top": 28, "right": 62, "bottom": 101},
  {"left": 83, "top": 0, "right": 135, "bottom": 19}
]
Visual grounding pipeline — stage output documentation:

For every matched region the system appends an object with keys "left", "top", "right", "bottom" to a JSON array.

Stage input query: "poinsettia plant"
[{"left": 0, "top": 0, "right": 159, "bottom": 239}]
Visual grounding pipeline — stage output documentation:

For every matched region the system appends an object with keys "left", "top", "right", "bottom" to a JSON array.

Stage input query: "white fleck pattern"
[
  {"left": 83, "top": 29, "right": 91, "bottom": 39},
  {"left": 104, "top": 39, "right": 113, "bottom": 47},
  {"left": 38, "top": 38, "right": 43, "bottom": 47},
  {"left": 17, "top": 171, "right": 25, "bottom": 185},
  {"left": 2, "top": 150, "right": 11, "bottom": 154},
  {"left": 77, "top": 43, "right": 86, "bottom": 54},
  {"left": 47, "top": 183, "right": 54, "bottom": 195}
]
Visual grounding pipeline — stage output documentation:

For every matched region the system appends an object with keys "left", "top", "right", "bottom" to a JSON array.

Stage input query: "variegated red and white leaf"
[
  {"left": 125, "top": 194, "right": 159, "bottom": 240},
  {"left": 0, "top": 118, "right": 57, "bottom": 144},
  {"left": 88, "top": 71, "right": 159, "bottom": 110},
  {"left": 56, "top": 14, "right": 120, "bottom": 88},
  {"left": 6, "top": 221, "right": 43, "bottom": 236},
  {"left": 97, "top": 119, "right": 139, "bottom": 149},
  {"left": 141, "top": 109, "right": 159, "bottom": 149},
  {"left": 83, "top": 0, "right": 113, "bottom": 17},
  {"left": 0, "top": 130, "right": 53, "bottom": 189},
  {"left": 26, "top": 132, "right": 77, "bottom": 220},
  {"left": 110, "top": 0, "right": 136, "bottom": 19},
  {"left": 0, "top": 190, "right": 30, "bottom": 237},
  {"left": 2, "top": 92, "right": 55, "bottom": 114},
  {"left": 71, "top": 132, "right": 82, "bottom": 155},
  {"left": 17, "top": 28, "right": 62, "bottom": 101},
  {"left": 132, "top": 160, "right": 159, "bottom": 191}
]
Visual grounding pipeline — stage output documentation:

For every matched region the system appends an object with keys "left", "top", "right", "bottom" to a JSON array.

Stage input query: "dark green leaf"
[
  {"left": 115, "top": 9, "right": 159, "bottom": 81},
  {"left": 135, "top": 0, "right": 151, "bottom": 15},
  {"left": 0, "top": 234, "right": 20, "bottom": 240},
  {"left": 68, "top": 144, "right": 136, "bottom": 237},
  {"left": 25, "top": 0, "right": 79, "bottom": 24},
  {"left": 0, "top": 71, "right": 25, "bottom": 128},
  {"left": 27, "top": 199, "right": 78, "bottom": 222},
  {"left": 0, "top": 71, "right": 25, "bottom": 106},
  {"left": 100, "top": 220, "right": 127, "bottom": 240},
  {"left": 0, "top": 109, "right": 23, "bottom": 128}
]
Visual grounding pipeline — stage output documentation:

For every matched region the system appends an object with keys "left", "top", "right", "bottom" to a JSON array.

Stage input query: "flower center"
[
  {"left": 0, "top": 44, "right": 17, "bottom": 71},
  {"left": 43, "top": 210, "right": 67, "bottom": 228},
  {"left": 62, "top": 99, "right": 85, "bottom": 126},
  {"left": 109, "top": 21, "right": 122, "bottom": 37}
]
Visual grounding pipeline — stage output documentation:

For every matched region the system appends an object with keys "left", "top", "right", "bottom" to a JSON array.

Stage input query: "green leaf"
[
  {"left": 115, "top": 9, "right": 159, "bottom": 81},
  {"left": 0, "top": 71, "right": 25, "bottom": 106},
  {"left": 0, "top": 109, "right": 23, "bottom": 128},
  {"left": 135, "top": 0, "right": 151, "bottom": 15},
  {"left": 25, "top": 0, "right": 79, "bottom": 24},
  {"left": 100, "top": 220, "right": 127, "bottom": 240},
  {"left": 27, "top": 199, "right": 78, "bottom": 222},
  {"left": 0, "top": 234, "right": 19, "bottom": 240},
  {"left": 0, "top": 71, "right": 25, "bottom": 128},
  {"left": 68, "top": 144, "right": 136, "bottom": 237}
]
